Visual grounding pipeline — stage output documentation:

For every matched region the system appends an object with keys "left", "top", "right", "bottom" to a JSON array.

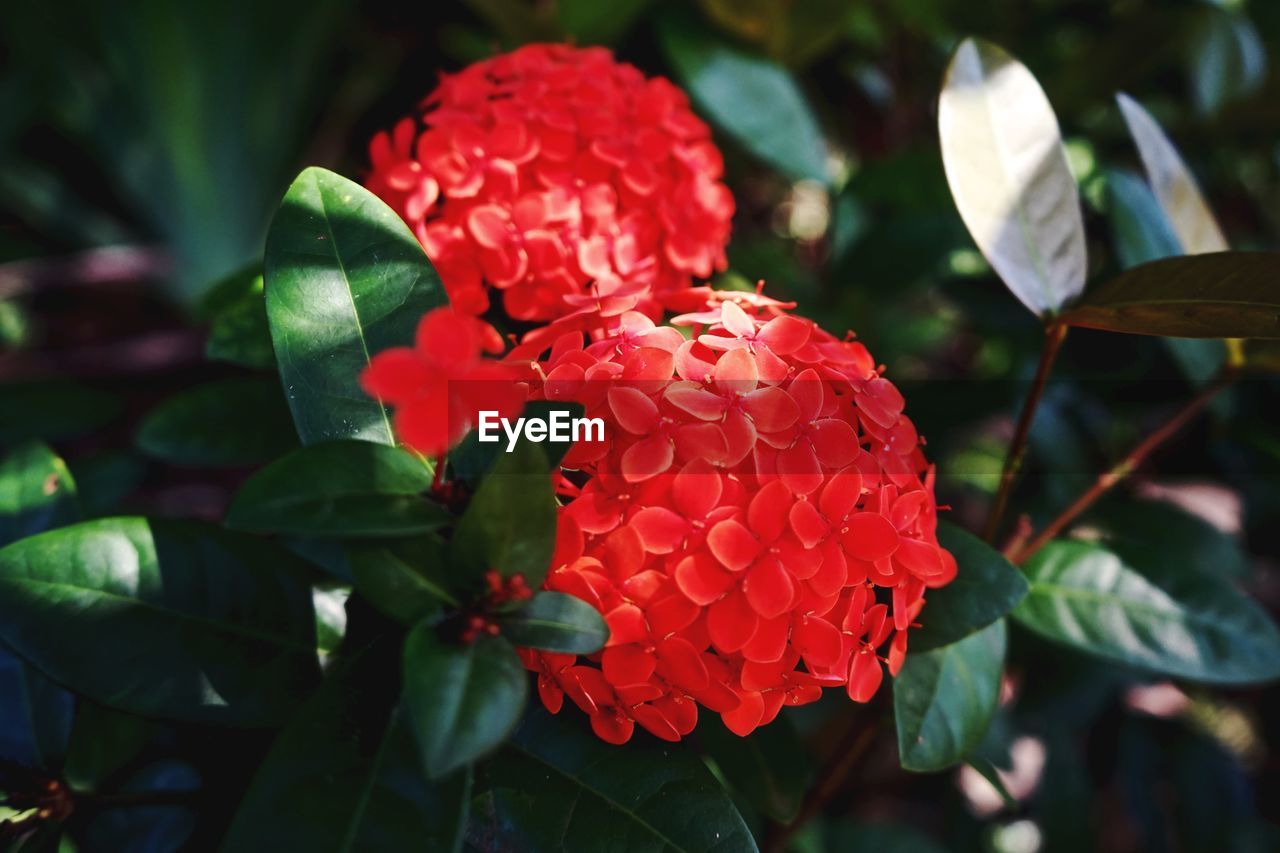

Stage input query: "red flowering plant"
[
  {"left": 7, "top": 17, "right": 1280, "bottom": 853},
  {"left": 365, "top": 43, "right": 734, "bottom": 325}
]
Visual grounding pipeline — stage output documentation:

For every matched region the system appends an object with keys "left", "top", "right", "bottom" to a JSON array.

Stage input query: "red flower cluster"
[
  {"left": 512, "top": 298, "right": 955, "bottom": 744},
  {"left": 365, "top": 44, "right": 734, "bottom": 323},
  {"left": 360, "top": 307, "right": 524, "bottom": 457}
]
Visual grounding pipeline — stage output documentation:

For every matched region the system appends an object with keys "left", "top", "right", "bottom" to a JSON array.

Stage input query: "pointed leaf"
[
  {"left": 0, "top": 518, "right": 320, "bottom": 724},
  {"left": 1013, "top": 540, "right": 1280, "bottom": 683},
  {"left": 226, "top": 441, "right": 444, "bottom": 538},
  {"left": 1061, "top": 251, "right": 1280, "bottom": 338},
  {"left": 1115, "top": 93, "right": 1228, "bottom": 254},
  {"left": 658, "top": 8, "right": 828, "bottom": 184},
  {"left": 402, "top": 626, "right": 528, "bottom": 779},
  {"left": 136, "top": 377, "right": 298, "bottom": 467},
  {"left": 912, "top": 522, "right": 1028, "bottom": 652},
  {"left": 222, "top": 649, "right": 469, "bottom": 853},
  {"left": 939, "top": 37, "right": 1086, "bottom": 316},
  {"left": 495, "top": 592, "right": 608, "bottom": 654},
  {"left": 0, "top": 643, "right": 74, "bottom": 772},
  {"left": 0, "top": 441, "right": 79, "bottom": 548},
  {"left": 451, "top": 440, "right": 557, "bottom": 587},
  {"left": 476, "top": 707, "right": 757, "bottom": 852},
  {"left": 895, "top": 618, "right": 1006, "bottom": 772},
  {"left": 700, "top": 713, "right": 812, "bottom": 823},
  {"left": 264, "top": 167, "right": 447, "bottom": 446},
  {"left": 348, "top": 535, "right": 458, "bottom": 622}
]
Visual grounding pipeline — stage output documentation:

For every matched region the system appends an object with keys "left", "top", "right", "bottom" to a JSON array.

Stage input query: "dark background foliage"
[{"left": 2, "top": 1, "right": 1279, "bottom": 851}]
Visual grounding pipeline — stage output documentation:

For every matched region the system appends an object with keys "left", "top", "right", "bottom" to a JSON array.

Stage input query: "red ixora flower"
[
  {"left": 364, "top": 43, "right": 734, "bottom": 323},
  {"left": 360, "top": 306, "right": 524, "bottom": 458},
  {"left": 511, "top": 292, "right": 956, "bottom": 744}
]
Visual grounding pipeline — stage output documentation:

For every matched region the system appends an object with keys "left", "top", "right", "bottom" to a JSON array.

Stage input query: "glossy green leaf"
[
  {"left": 136, "top": 377, "right": 299, "bottom": 467},
  {"left": 895, "top": 618, "right": 1006, "bottom": 772},
  {"left": 658, "top": 9, "right": 828, "bottom": 183},
  {"left": 451, "top": 440, "right": 557, "bottom": 587},
  {"left": 0, "top": 517, "right": 321, "bottom": 724},
  {"left": 402, "top": 626, "right": 527, "bottom": 779},
  {"left": 1014, "top": 540, "right": 1280, "bottom": 683},
  {"left": 223, "top": 651, "right": 469, "bottom": 853},
  {"left": 939, "top": 38, "right": 1086, "bottom": 316},
  {"left": 348, "top": 535, "right": 457, "bottom": 622},
  {"left": 700, "top": 713, "right": 811, "bottom": 823},
  {"left": 264, "top": 166, "right": 447, "bottom": 446},
  {"left": 0, "top": 643, "right": 74, "bottom": 772},
  {"left": 1115, "top": 94, "right": 1228, "bottom": 254},
  {"left": 0, "top": 441, "right": 78, "bottom": 547},
  {"left": 912, "top": 522, "right": 1028, "bottom": 652},
  {"left": 495, "top": 592, "right": 608, "bottom": 654},
  {"left": 1061, "top": 251, "right": 1280, "bottom": 338},
  {"left": 476, "top": 707, "right": 757, "bottom": 852},
  {"left": 1104, "top": 167, "right": 1227, "bottom": 382},
  {"left": 226, "top": 441, "right": 444, "bottom": 538}
]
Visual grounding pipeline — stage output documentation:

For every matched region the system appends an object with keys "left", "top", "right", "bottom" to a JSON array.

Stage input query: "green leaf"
[
  {"left": 912, "top": 522, "right": 1028, "bottom": 652},
  {"left": 967, "top": 757, "right": 1017, "bottom": 810},
  {"left": 657, "top": 8, "right": 828, "bottom": 184},
  {"left": 1106, "top": 168, "right": 1182, "bottom": 269},
  {"left": 80, "top": 760, "right": 200, "bottom": 851},
  {"left": 700, "top": 713, "right": 812, "bottom": 823},
  {"left": 402, "top": 625, "right": 528, "bottom": 779},
  {"left": 1188, "top": 7, "right": 1266, "bottom": 117},
  {"left": 1061, "top": 251, "right": 1280, "bottom": 338},
  {"left": 312, "top": 585, "right": 350, "bottom": 654},
  {"left": 1013, "top": 540, "right": 1280, "bottom": 683},
  {"left": 225, "top": 441, "right": 444, "bottom": 538},
  {"left": 62, "top": 702, "right": 160, "bottom": 792},
  {"left": 938, "top": 38, "right": 1087, "bottom": 316},
  {"left": 136, "top": 377, "right": 299, "bottom": 467},
  {"left": 347, "top": 536, "right": 457, "bottom": 622},
  {"left": 476, "top": 707, "right": 757, "bottom": 852},
  {"left": 451, "top": 440, "right": 557, "bottom": 587},
  {"left": 0, "top": 382, "right": 122, "bottom": 444},
  {"left": 556, "top": 0, "right": 650, "bottom": 44},
  {"left": 204, "top": 270, "right": 275, "bottom": 369},
  {"left": 264, "top": 166, "right": 447, "bottom": 446},
  {"left": 0, "top": 517, "right": 321, "bottom": 724},
  {"left": 222, "top": 651, "right": 470, "bottom": 853},
  {"left": 69, "top": 451, "right": 147, "bottom": 518},
  {"left": 0, "top": 441, "right": 79, "bottom": 548},
  {"left": 894, "top": 618, "right": 1006, "bottom": 772},
  {"left": 0, "top": 643, "right": 74, "bottom": 772},
  {"left": 1091, "top": 499, "right": 1249, "bottom": 581},
  {"left": 448, "top": 400, "right": 585, "bottom": 487},
  {"left": 1115, "top": 94, "right": 1228, "bottom": 254},
  {"left": 495, "top": 592, "right": 608, "bottom": 654}
]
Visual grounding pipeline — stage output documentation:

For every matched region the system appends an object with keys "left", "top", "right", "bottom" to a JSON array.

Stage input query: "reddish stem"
[
  {"left": 1012, "top": 370, "right": 1233, "bottom": 564},
  {"left": 983, "top": 321, "right": 1069, "bottom": 542}
]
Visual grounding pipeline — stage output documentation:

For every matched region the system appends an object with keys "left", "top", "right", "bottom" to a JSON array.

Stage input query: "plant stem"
[
  {"left": 766, "top": 714, "right": 879, "bottom": 852},
  {"left": 1012, "top": 370, "right": 1234, "bottom": 564},
  {"left": 983, "top": 320, "right": 1069, "bottom": 542}
]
